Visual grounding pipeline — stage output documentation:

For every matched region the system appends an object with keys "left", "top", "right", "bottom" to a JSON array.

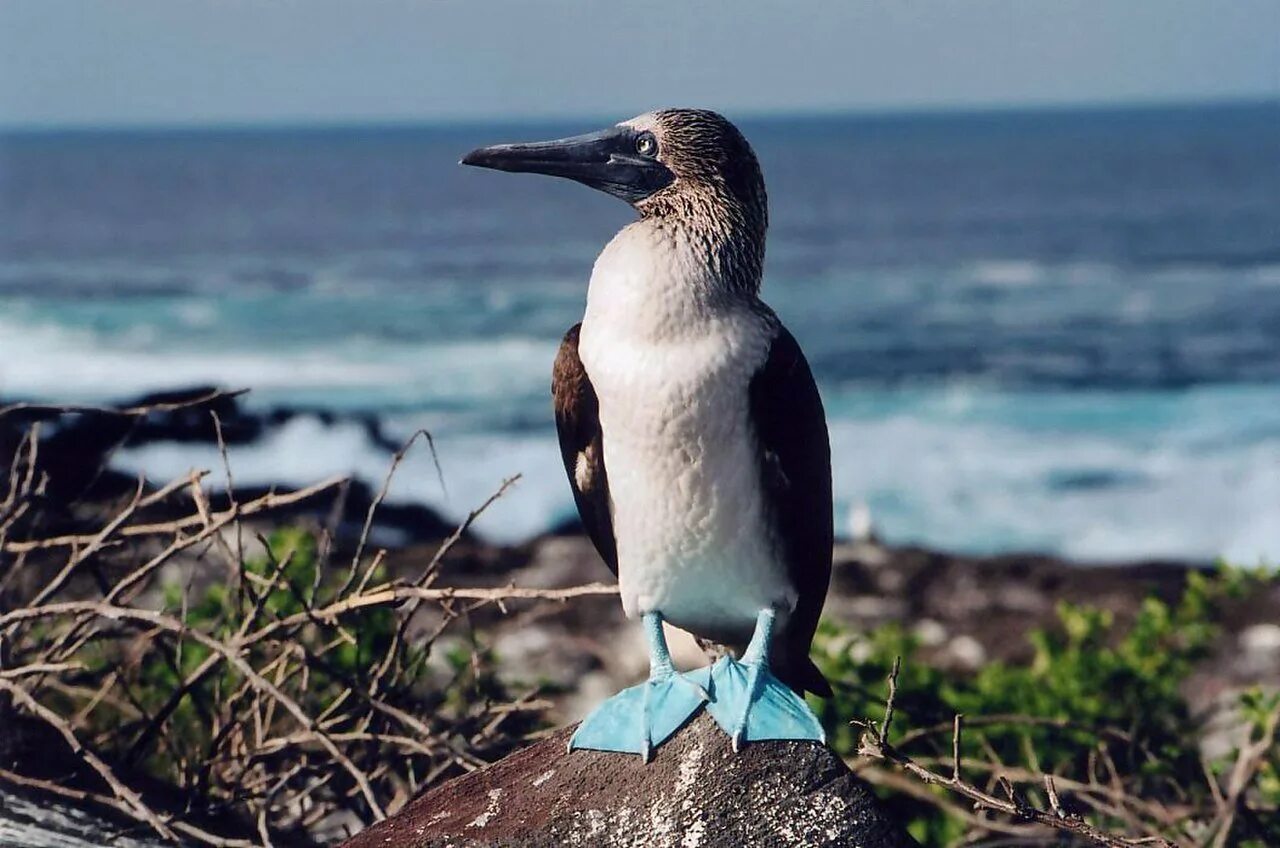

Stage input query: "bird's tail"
[{"left": 775, "top": 646, "right": 834, "bottom": 698}]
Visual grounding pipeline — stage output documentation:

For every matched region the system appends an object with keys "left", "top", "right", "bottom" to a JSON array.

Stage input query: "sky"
[{"left": 2, "top": 0, "right": 1278, "bottom": 127}]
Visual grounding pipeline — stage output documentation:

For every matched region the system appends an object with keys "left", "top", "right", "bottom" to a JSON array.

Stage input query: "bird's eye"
[{"left": 635, "top": 132, "right": 658, "bottom": 158}]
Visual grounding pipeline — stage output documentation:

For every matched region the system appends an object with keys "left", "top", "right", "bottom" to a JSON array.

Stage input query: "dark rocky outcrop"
[
  {"left": 339, "top": 714, "right": 918, "bottom": 848},
  {"left": 0, "top": 386, "right": 457, "bottom": 549}
]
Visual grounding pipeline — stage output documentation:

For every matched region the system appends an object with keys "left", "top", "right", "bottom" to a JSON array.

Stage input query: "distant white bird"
[{"left": 849, "top": 499, "right": 877, "bottom": 544}]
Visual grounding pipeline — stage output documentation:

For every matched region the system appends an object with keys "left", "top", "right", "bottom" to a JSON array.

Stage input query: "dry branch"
[
  {"left": 0, "top": 394, "right": 585, "bottom": 846},
  {"left": 853, "top": 659, "right": 1180, "bottom": 848},
  {"left": 0, "top": 388, "right": 247, "bottom": 421},
  {"left": 3, "top": 474, "right": 348, "bottom": 555},
  {"left": 0, "top": 678, "right": 177, "bottom": 842}
]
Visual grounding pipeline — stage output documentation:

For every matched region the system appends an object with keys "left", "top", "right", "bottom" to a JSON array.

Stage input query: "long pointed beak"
[{"left": 461, "top": 126, "right": 673, "bottom": 203}]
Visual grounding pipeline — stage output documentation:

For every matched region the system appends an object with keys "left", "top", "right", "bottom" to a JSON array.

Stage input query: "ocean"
[{"left": 2, "top": 102, "right": 1278, "bottom": 562}]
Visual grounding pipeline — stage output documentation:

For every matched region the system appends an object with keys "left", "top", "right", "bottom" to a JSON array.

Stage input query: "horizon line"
[{"left": 2, "top": 94, "right": 1277, "bottom": 137}]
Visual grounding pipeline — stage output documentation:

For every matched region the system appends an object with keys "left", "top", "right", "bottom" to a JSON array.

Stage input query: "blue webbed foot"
[
  {"left": 703, "top": 609, "right": 826, "bottom": 751},
  {"left": 568, "top": 612, "right": 710, "bottom": 761},
  {"left": 568, "top": 665, "right": 710, "bottom": 760},
  {"left": 704, "top": 655, "right": 825, "bottom": 750}
]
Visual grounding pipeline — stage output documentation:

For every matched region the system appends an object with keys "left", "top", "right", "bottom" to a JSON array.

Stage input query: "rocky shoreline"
[
  {"left": 3, "top": 388, "right": 1278, "bottom": 844},
  {"left": 394, "top": 533, "right": 1280, "bottom": 725},
  {"left": 5, "top": 386, "right": 1278, "bottom": 721}
]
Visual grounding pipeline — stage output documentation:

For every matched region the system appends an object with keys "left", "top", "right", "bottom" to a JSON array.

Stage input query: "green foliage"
[
  {"left": 6, "top": 509, "right": 549, "bottom": 843},
  {"left": 82, "top": 526, "right": 530, "bottom": 814},
  {"left": 814, "top": 564, "right": 1279, "bottom": 847},
  {"left": 122, "top": 528, "right": 410, "bottom": 774}
]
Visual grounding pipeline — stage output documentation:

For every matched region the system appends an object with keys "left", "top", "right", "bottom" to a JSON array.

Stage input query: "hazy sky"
[{"left": 2, "top": 0, "right": 1277, "bottom": 127}]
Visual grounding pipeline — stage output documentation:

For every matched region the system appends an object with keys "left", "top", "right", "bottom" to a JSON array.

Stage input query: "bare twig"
[
  {"left": 0, "top": 388, "right": 247, "bottom": 420},
  {"left": 0, "top": 584, "right": 619, "bottom": 637},
  {"left": 853, "top": 658, "right": 1174, "bottom": 848},
  {"left": 0, "top": 769, "right": 254, "bottom": 847},
  {"left": 0, "top": 678, "right": 177, "bottom": 842},
  {"left": 346, "top": 429, "right": 444, "bottom": 589},
  {"left": 0, "top": 399, "right": 608, "bottom": 845},
  {"left": 1205, "top": 702, "right": 1280, "bottom": 848},
  {"left": 3, "top": 474, "right": 347, "bottom": 555}
]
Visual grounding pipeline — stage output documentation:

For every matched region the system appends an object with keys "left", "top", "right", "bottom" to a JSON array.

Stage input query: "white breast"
[{"left": 577, "top": 222, "right": 795, "bottom": 639}]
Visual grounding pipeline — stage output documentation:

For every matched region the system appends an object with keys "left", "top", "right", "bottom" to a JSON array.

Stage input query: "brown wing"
[
  {"left": 750, "top": 324, "right": 834, "bottom": 697},
  {"left": 552, "top": 324, "right": 617, "bottom": 575}
]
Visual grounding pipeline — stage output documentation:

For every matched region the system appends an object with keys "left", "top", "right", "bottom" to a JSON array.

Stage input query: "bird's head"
[{"left": 461, "top": 109, "right": 767, "bottom": 235}]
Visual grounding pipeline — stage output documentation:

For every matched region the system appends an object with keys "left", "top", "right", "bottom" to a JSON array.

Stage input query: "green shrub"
[
  {"left": 13, "top": 524, "right": 535, "bottom": 842},
  {"left": 814, "top": 564, "right": 1279, "bottom": 847}
]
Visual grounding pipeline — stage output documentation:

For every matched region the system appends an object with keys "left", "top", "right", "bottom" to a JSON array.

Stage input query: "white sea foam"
[
  {"left": 964, "top": 260, "right": 1045, "bottom": 287},
  {"left": 7, "top": 305, "right": 1279, "bottom": 562},
  {"left": 826, "top": 390, "right": 1280, "bottom": 563},
  {"left": 111, "top": 384, "right": 1280, "bottom": 562},
  {"left": 113, "top": 415, "right": 569, "bottom": 543},
  {"left": 0, "top": 315, "right": 398, "bottom": 400},
  {"left": 0, "top": 312, "right": 556, "bottom": 410},
  {"left": 1250, "top": 264, "right": 1280, "bottom": 287}
]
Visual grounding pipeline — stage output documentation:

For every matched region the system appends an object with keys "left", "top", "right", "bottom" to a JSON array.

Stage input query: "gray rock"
[
  {"left": 339, "top": 713, "right": 918, "bottom": 848},
  {"left": 0, "top": 788, "right": 174, "bottom": 848}
]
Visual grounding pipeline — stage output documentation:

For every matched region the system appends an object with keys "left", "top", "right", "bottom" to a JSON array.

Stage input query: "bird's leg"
[
  {"left": 569, "top": 612, "right": 710, "bottom": 761},
  {"left": 740, "top": 606, "right": 776, "bottom": 666},
  {"left": 705, "top": 607, "right": 825, "bottom": 751},
  {"left": 731, "top": 608, "right": 776, "bottom": 749},
  {"left": 643, "top": 613, "right": 710, "bottom": 698},
  {"left": 643, "top": 610, "right": 679, "bottom": 677},
  {"left": 639, "top": 612, "right": 711, "bottom": 759}
]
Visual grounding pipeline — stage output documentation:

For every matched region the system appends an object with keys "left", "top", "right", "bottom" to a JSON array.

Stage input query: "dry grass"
[
  {"left": 0, "top": 393, "right": 615, "bottom": 845},
  {"left": 850, "top": 656, "right": 1280, "bottom": 847},
  {"left": 4, "top": 392, "right": 1274, "bottom": 848}
]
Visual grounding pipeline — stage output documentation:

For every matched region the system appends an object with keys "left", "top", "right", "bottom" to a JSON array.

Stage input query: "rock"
[
  {"left": 946, "top": 634, "right": 987, "bottom": 670},
  {"left": 1240, "top": 623, "right": 1280, "bottom": 655},
  {"left": 1238, "top": 623, "right": 1280, "bottom": 678},
  {"left": 0, "top": 788, "right": 172, "bottom": 848},
  {"left": 339, "top": 714, "right": 918, "bottom": 848}
]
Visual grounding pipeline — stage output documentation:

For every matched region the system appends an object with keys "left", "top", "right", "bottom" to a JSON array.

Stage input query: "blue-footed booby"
[{"left": 462, "top": 109, "right": 832, "bottom": 759}]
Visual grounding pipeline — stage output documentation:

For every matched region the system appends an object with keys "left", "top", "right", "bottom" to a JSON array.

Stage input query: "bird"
[{"left": 462, "top": 109, "right": 832, "bottom": 760}]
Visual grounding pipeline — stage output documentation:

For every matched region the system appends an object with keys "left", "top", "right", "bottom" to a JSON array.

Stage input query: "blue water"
[{"left": 2, "top": 103, "right": 1279, "bottom": 561}]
